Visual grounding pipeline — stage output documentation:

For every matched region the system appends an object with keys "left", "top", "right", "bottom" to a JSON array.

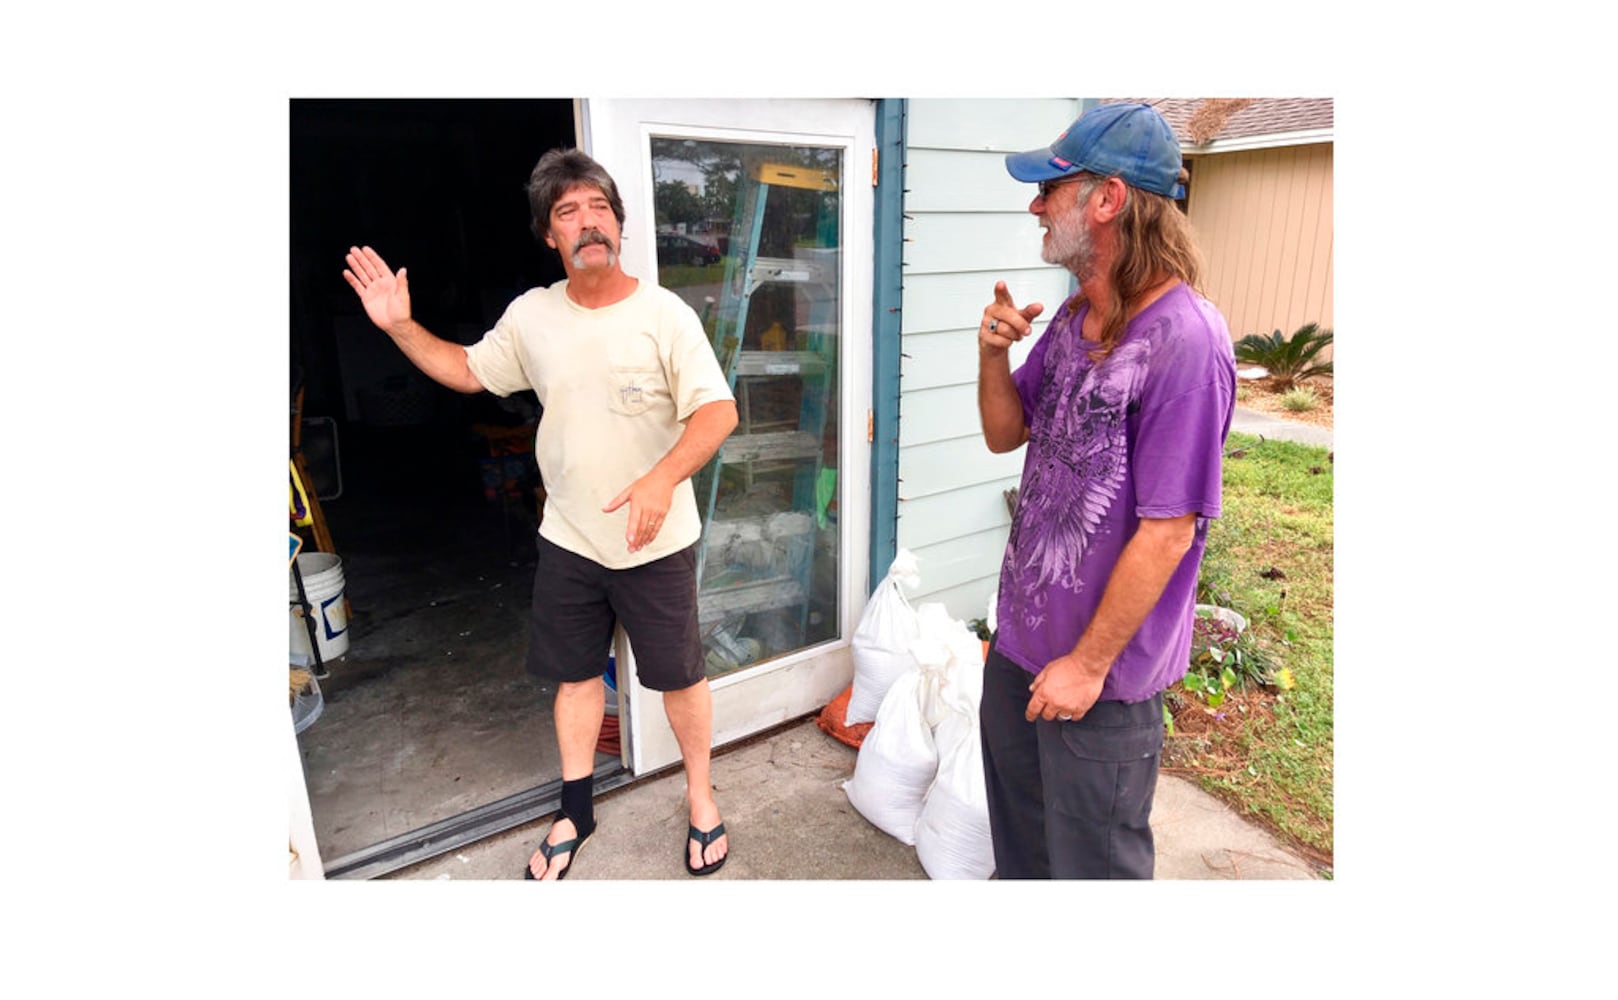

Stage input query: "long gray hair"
[{"left": 525, "top": 148, "right": 626, "bottom": 239}]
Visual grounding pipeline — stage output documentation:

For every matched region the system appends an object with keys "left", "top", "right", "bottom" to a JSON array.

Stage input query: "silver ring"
[
  {"left": 1059, "top": 713, "right": 1072, "bottom": 721},
  {"left": 988, "top": 318, "right": 999, "bottom": 333}
]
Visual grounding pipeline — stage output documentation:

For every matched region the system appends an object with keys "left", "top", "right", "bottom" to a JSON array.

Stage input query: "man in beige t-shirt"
[{"left": 343, "top": 148, "right": 738, "bottom": 879}]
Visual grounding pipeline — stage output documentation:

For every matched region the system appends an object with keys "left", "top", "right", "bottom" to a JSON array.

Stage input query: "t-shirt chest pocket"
[{"left": 607, "top": 364, "right": 668, "bottom": 416}]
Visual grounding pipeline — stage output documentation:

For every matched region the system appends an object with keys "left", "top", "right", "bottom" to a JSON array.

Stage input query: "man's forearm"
[
  {"left": 386, "top": 318, "right": 484, "bottom": 394},
  {"left": 979, "top": 347, "right": 1029, "bottom": 453},
  {"left": 649, "top": 399, "right": 739, "bottom": 485},
  {"left": 1069, "top": 514, "right": 1198, "bottom": 675}
]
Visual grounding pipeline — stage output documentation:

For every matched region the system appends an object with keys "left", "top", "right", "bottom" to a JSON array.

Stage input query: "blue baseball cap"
[{"left": 1005, "top": 102, "right": 1186, "bottom": 199}]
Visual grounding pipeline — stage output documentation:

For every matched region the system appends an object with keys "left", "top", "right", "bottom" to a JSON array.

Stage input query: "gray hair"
[{"left": 525, "top": 148, "right": 626, "bottom": 239}]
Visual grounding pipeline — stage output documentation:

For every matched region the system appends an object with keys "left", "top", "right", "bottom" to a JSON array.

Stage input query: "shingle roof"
[{"left": 1101, "top": 98, "right": 1333, "bottom": 147}]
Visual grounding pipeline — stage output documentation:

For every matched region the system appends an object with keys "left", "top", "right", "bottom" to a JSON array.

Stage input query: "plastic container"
[
  {"left": 1194, "top": 604, "right": 1248, "bottom": 633},
  {"left": 291, "top": 669, "right": 324, "bottom": 734},
  {"left": 290, "top": 553, "right": 349, "bottom": 662},
  {"left": 603, "top": 652, "right": 619, "bottom": 716}
]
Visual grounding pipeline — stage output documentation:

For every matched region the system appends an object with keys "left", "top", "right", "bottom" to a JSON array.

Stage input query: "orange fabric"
[
  {"left": 816, "top": 685, "right": 874, "bottom": 750},
  {"left": 595, "top": 715, "right": 621, "bottom": 756}
]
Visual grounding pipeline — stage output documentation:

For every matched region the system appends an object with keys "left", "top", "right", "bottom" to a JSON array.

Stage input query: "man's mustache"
[{"left": 572, "top": 229, "right": 616, "bottom": 254}]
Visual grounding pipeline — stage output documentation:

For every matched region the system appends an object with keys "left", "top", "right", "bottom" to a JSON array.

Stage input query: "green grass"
[
  {"left": 1184, "top": 432, "right": 1334, "bottom": 863},
  {"left": 659, "top": 261, "right": 727, "bottom": 287}
]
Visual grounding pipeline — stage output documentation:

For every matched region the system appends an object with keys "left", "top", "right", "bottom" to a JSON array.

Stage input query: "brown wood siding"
[{"left": 1187, "top": 143, "right": 1334, "bottom": 346}]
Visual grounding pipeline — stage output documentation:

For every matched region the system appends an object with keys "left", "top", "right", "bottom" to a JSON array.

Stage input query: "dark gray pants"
[{"left": 979, "top": 644, "right": 1164, "bottom": 879}]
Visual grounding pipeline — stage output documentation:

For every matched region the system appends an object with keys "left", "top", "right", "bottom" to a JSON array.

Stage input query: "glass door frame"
[{"left": 583, "top": 99, "right": 875, "bottom": 775}]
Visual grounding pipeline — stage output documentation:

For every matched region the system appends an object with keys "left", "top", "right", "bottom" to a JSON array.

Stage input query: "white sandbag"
[
  {"left": 842, "top": 669, "right": 937, "bottom": 845},
  {"left": 911, "top": 602, "right": 986, "bottom": 723},
  {"left": 943, "top": 610, "right": 985, "bottom": 716},
  {"left": 906, "top": 621, "right": 953, "bottom": 732},
  {"left": 846, "top": 550, "right": 923, "bottom": 725},
  {"left": 914, "top": 707, "right": 995, "bottom": 880}
]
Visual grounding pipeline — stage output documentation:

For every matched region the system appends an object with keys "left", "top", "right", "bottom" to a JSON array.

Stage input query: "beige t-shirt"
[{"left": 464, "top": 279, "right": 733, "bottom": 569}]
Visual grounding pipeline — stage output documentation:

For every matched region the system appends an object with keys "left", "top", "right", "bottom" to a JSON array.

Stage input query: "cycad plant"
[{"left": 1233, "top": 322, "right": 1333, "bottom": 390}]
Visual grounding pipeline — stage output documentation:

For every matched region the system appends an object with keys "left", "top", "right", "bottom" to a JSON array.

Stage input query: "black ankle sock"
[{"left": 560, "top": 776, "right": 595, "bottom": 837}]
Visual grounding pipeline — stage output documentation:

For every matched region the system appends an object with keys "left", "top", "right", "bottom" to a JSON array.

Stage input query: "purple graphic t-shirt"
[{"left": 995, "top": 282, "right": 1235, "bottom": 703}]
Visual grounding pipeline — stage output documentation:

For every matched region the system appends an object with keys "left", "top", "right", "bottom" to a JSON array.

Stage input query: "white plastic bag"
[
  {"left": 842, "top": 669, "right": 937, "bottom": 845},
  {"left": 846, "top": 550, "right": 922, "bottom": 725},
  {"left": 911, "top": 603, "right": 985, "bottom": 723},
  {"left": 914, "top": 707, "right": 995, "bottom": 880},
  {"left": 908, "top": 602, "right": 994, "bottom": 879}
]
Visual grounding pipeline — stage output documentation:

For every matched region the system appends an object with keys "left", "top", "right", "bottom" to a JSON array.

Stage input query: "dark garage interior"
[{"left": 288, "top": 98, "right": 624, "bottom": 877}]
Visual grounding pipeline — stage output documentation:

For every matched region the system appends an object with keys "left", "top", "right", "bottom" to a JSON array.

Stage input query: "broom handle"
[{"left": 291, "top": 560, "right": 327, "bottom": 679}]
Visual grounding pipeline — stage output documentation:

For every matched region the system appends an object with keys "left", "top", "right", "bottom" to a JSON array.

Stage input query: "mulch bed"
[
  {"left": 1237, "top": 375, "right": 1333, "bottom": 429},
  {"left": 1162, "top": 686, "right": 1278, "bottom": 771}
]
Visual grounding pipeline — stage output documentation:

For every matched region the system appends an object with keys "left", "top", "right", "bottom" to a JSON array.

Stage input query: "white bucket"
[{"left": 290, "top": 553, "right": 349, "bottom": 662}]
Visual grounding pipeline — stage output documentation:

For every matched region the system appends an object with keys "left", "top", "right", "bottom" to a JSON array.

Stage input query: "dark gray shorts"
[{"left": 525, "top": 534, "right": 704, "bottom": 693}]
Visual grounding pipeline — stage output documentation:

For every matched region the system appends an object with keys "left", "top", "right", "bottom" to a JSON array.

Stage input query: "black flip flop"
[
  {"left": 523, "top": 816, "right": 593, "bottom": 880},
  {"left": 685, "top": 821, "right": 727, "bottom": 877}
]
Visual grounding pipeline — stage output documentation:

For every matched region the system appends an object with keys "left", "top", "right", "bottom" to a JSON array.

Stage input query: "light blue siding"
[
  {"left": 907, "top": 99, "right": 1082, "bottom": 152},
  {"left": 898, "top": 481, "right": 1017, "bottom": 550},
  {"left": 899, "top": 269, "right": 1072, "bottom": 335},
  {"left": 898, "top": 435, "right": 1026, "bottom": 500},
  {"left": 901, "top": 324, "right": 1045, "bottom": 391},
  {"left": 896, "top": 98, "right": 1080, "bottom": 620},
  {"left": 897, "top": 383, "right": 982, "bottom": 447}
]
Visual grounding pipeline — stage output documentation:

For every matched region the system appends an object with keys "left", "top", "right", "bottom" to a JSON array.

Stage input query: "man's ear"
[{"left": 1092, "top": 176, "right": 1129, "bottom": 223}]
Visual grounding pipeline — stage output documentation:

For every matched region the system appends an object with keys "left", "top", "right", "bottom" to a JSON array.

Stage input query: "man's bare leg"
[
  {"left": 662, "top": 679, "right": 728, "bottom": 870},
  {"left": 529, "top": 677, "right": 605, "bottom": 879}
]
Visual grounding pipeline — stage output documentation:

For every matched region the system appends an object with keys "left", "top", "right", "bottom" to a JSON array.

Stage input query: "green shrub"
[
  {"left": 1281, "top": 388, "right": 1319, "bottom": 412},
  {"left": 1234, "top": 323, "right": 1333, "bottom": 390},
  {"left": 1183, "top": 610, "right": 1275, "bottom": 710}
]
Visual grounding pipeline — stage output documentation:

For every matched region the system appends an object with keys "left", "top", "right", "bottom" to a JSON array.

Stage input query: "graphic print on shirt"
[
  {"left": 608, "top": 365, "right": 659, "bottom": 416},
  {"left": 1002, "top": 332, "right": 1150, "bottom": 631}
]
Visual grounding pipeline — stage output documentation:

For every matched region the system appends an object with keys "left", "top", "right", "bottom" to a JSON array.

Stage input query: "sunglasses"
[{"left": 1037, "top": 174, "right": 1091, "bottom": 200}]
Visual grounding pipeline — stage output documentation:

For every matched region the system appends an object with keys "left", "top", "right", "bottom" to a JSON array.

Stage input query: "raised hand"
[
  {"left": 343, "top": 245, "right": 412, "bottom": 333},
  {"left": 979, "top": 280, "right": 1045, "bottom": 357}
]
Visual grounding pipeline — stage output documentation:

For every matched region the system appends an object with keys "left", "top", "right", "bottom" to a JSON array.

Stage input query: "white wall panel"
[
  {"left": 902, "top": 326, "right": 1046, "bottom": 391},
  {"left": 893, "top": 98, "right": 1080, "bottom": 626},
  {"left": 908, "top": 528, "right": 1013, "bottom": 606},
  {"left": 899, "top": 435, "right": 1026, "bottom": 499},
  {"left": 904, "top": 212, "right": 1052, "bottom": 275},
  {"left": 898, "top": 382, "right": 984, "bottom": 447},
  {"left": 899, "top": 270, "right": 1072, "bottom": 335},
  {"left": 897, "top": 480, "right": 1019, "bottom": 550},
  {"left": 907, "top": 98, "right": 1080, "bottom": 152},
  {"left": 910, "top": 527, "right": 1012, "bottom": 592},
  {"left": 905, "top": 147, "right": 1038, "bottom": 213},
  {"left": 908, "top": 575, "right": 1001, "bottom": 626}
]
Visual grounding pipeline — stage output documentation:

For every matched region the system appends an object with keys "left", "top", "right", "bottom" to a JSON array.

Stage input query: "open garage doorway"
[{"left": 289, "top": 98, "right": 627, "bottom": 878}]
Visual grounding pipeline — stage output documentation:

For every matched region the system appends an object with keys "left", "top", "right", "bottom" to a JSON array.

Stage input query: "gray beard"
[{"left": 1042, "top": 211, "right": 1096, "bottom": 280}]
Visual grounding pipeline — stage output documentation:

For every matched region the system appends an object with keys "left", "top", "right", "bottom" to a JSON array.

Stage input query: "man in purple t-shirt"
[{"left": 976, "top": 103, "right": 1236, "bottom": 878}]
